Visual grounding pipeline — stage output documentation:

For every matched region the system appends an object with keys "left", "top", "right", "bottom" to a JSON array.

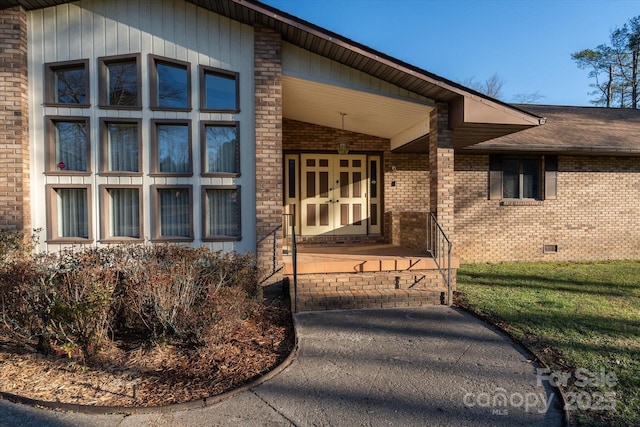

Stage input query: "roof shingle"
[{"left": 462, "top": 105, "right": 640, "bottom": 155}]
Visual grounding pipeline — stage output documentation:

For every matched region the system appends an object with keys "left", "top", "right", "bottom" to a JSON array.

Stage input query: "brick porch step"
[
  {"left": 283, "top": 244, "right": 456, "bottom": 312},
  {"left": 294, "top": 271, "right": 446, "bottom": 292},
  {"left": 293, "top": 288, "right": 448, "bottom": 312}
]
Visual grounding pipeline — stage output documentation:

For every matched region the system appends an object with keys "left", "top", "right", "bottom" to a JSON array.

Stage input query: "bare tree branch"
[{"left": 512, "top": 92, "right": 546, "bottom": 104}]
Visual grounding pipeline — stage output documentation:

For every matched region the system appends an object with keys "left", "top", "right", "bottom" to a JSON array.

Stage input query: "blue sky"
[{"left": 261, "top": 0, "right": 639, "bottom": 106}]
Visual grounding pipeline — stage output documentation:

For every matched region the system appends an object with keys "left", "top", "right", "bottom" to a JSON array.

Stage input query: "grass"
[{"left": 456, "top": 260, "right": 640, "bottom": 427}]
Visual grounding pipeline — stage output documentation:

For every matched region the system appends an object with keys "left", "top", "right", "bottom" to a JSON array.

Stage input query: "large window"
[
  {"left": 152, "top": 185, "right": 193, "bottom": 241},
  {"left": 100, "top": 118, "right": 142, "bottom": 175},
  {"left": 45, "top": 117, "right": 90, "bottom": 174},
  {"left": 46, "top": 185, "right": 92, "bottom": 242},
  {"left": 200, "top": 66, "right": 239, "bottom": 112},
  {"left": 150, "top": 120, "right": 192, "bottom": 176},
  {"left": 100, "top": 185, "right": 143, "bottom": 242},
  {"left": 45, "top": 59, "right": 90, "bottom": 106},
  {"left": 489, "top": 155, "right": 558, "bottom": 201},
  {"left": 202, "top": 186, "right": 241, "bottom": 241},
  {"left": 43, "top": 53, "right": 244, "bottom": 246},
  {"left": 149, "top": 55, "right": 191, "bottom": 110},
  {"left": 502, "top": 157, "right": 541, "bottom": 199},
  {"left": 98, "top": 54, "right": 141, "bottom": 108},
  {"left": 201, "top": 122, "right": 239, "bottom": 176}
]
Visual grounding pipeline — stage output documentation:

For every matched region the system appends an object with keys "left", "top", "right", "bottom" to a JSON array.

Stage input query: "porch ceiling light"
[{"left": 337, "top": 112, "right": 350, "bottom": 155}]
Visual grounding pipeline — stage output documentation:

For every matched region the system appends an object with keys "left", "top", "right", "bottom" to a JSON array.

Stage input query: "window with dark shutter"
[{"left": 489, "top": 154, "right": 554, "bottom": 201}]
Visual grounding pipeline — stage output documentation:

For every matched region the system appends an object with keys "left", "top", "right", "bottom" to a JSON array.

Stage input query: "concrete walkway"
[{"left": 0, "top": 307, "right": 564, "bottom": 427}]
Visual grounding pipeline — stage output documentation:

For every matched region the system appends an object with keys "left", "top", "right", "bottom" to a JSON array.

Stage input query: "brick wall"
[
  {"left": 254, "top": 26, "right": 283, "bottom": 284},
  {"left": 455, "top": 154, "right": 640, "bottom": 262},
  {"left": 386, "top": 153, "right": 430, "bottom": 249},
  {"left": 0, "top": 7, "right": 29, "bottom": 233},
  {"left": 283, "top": 118, "right": 388, "bottom": 152},
  {"left": 283, "top": 119, "right": 430, "bottom": 245},
  {"left": 429, "top": 104, "right": 454, "bottom": 239}
]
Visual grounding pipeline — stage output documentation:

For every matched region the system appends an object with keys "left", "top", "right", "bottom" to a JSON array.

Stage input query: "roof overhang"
[
  {"left": 449, "top": 95, "right": 543, "bottom": 148},
  {"left": 3, "top": 0, "right": 545, "bottom": 148},
  {"left": 201, "top": 1, "right": 545, "bottom": 149},
  {"left": 282, "top": 74, "right": 435, "bottom": 149},
  {"left": 459, "top": 104, "right": 640, "bottom": 156}
]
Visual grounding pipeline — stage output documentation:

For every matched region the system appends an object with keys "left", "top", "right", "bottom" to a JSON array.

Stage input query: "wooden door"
[{"left": 300, "top": 154, "right": 367, "bottom": 236}]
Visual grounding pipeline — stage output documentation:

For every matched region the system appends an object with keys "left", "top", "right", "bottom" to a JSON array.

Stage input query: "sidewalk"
[{"left": 0, "top": 307, "right": 564, "bottom": 426}]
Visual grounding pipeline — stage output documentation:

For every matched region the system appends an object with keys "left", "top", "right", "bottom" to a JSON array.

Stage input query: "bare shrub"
[
  {"left": 120, "top": 245, "right": 258, "bottom": 346},
  {"left": 0, "top": 244, "right": 260, "bottom": 360},
  {"left": 0, "top": 229, "right": 39, "bottom": 264},
  {"left": 46, "top": 248, "right": 120, "bottom": 361},
  {"left": 0, "top": 252, "right": 55, "bottom": 352}
]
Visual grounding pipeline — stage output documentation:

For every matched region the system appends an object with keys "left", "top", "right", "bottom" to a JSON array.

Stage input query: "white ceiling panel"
[{"left": 282, "top": 75, "right": 434, "bottom": 141}]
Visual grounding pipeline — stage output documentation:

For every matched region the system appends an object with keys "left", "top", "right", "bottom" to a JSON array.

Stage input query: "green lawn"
[{"left": 456, "top": 261, "right": 640, "bottom": 427}]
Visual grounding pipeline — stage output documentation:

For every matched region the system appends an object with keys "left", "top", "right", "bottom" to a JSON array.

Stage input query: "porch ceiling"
[{"left": 282, "top": 75, "right": 434, "bottom": 147}]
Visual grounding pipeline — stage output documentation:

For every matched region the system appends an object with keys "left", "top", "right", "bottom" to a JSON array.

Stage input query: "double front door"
[{"left": 285, "top": 153, "right": 382, "bottom": 236}]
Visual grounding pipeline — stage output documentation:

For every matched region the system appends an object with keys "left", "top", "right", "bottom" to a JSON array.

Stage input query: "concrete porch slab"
[{"left": 283, "top": 243, "right": 459, "bottom": 275}]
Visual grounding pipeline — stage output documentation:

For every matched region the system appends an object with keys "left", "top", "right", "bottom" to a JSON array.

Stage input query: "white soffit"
[
  {"left": 282, "top": 75, "right": 434, "bottom": 140},
  {"left": 390, "top": 118, "right": 431, "bottom": 151}
]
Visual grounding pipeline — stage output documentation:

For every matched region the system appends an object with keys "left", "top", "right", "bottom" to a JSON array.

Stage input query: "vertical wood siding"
[
  {"left": 282, "top": 42, "right": 431, "bottom": 104},
  {"left": 28, "top": 0, "right": 256, "bottom": 253}
]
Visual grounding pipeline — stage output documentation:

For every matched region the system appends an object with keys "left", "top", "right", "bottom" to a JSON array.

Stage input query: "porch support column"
[
  {"left": 428, "top": 103, "right": 454, "bottom": 239},
  {"left": 0, "top": 7, "right": 30, "bottom": 235},
  {"left": 254, "top": 26, "right": 283, "bottom": 287}
]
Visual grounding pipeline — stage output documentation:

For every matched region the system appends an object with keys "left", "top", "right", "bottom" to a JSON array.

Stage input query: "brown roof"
[{"left": 462, "top": 105, "right": 640, "bottom": 155}]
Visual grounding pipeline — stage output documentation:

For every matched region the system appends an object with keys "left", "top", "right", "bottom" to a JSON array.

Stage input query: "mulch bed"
[{"left": 0, "top": 303, "right": 294, "bottom": 408}]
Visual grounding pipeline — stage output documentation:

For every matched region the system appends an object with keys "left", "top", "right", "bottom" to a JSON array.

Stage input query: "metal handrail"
[
  {"left": 257, "top": 224, "right": 283, "bottom": 285},
  {"left": 283, "top": 213, "right": 298, "bottom": 312},
  {"left": 427, "top": 212, "right": 453, "bottom": 305}
]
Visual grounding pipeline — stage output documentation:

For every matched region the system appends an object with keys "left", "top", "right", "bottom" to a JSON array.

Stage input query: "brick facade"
[
  {"left": 455, "top": 154, "right": 640, "bottom": 262},
  {"left": 0, "top": 7, "right": 29, "bottom": 233},
  {"left": 282, "top": 119, "right": 431, "bottom": 246},
  {"left": 283, "top": 118, "right": 389, "bottom": 152},
  {"left": 254, "top": 27, "right": 283, "bottom": 284},
  {"left": 429, "top": 103, "right": 454, "bottom": 239},
  {"left": 386, "top": 153, "right": 430, "bottom": 249}
]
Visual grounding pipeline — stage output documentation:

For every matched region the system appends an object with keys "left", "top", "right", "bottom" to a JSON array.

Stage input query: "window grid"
[
  {"left": 150, "top": 119, "right": 193, "bottom": 177},
  {"left": 149, "top": 54, "right": 191, "bottom": 111},
  {"left": 44, "top": 59, "right": 90, "bottom": 107},
  {"left": 45, "top": 184, "right": 93, "bottom": 243},
  {"left": 199, "top": 65, "right": 240, "bottom": 112},
  {"left": 99, "top": 118, "right": 142, "bottom": 175},
  {"left": 502, "top": 157, "right": 541, "bottom": 200},
  {"left": 202, "top": 186, "right": 241, "bottom": 241},
  {"left": 45, "top": 116, "right": 91, "bottom": 175},
  {"left": 98, "top": 53, "right": 142, "bottom": 109},
  {"left": 44, "top": 55, "right": 243, "bottom": 244},
  {"left": 200, "top": 121, "right": 240, "bottom": 177},
  {"left": 99, "top": 185, "right": 144, "bottom": 243},
  {"left": 151, "top": 185, "right": 194, "bottom": 242}
]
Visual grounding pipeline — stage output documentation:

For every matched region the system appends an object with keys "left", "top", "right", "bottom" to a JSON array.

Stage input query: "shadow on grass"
[
  {"left": 458, "top": 270, "right": 640, "bottom": 298},
  {"left": 486, "top": 308, "right": 640, "bottom": 353}
]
